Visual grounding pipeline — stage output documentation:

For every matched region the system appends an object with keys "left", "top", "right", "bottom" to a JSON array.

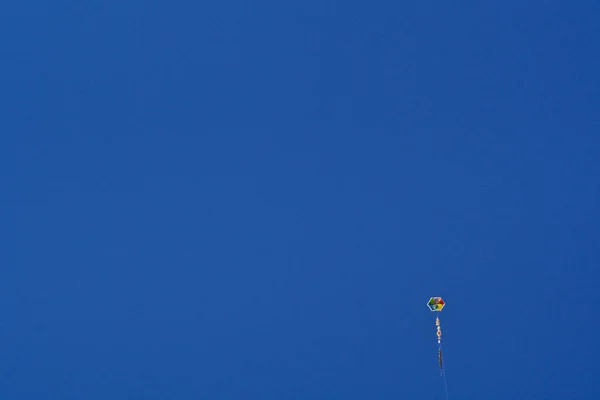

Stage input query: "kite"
[{"left": 427, "top": 297, "right": 449, "bottom": 399}]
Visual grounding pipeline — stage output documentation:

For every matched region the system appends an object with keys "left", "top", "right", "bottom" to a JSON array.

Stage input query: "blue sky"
[{"left": 2, "top": 1, "right": 599, "bottom": 399}]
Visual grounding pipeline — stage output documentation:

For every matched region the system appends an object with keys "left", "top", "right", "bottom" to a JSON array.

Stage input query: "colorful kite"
[
  {"left": 427, "top": 297, "right": 449, "bottom": 399},
  {"left": 427, "top": 296, "right": 445, "bottom": 312}
]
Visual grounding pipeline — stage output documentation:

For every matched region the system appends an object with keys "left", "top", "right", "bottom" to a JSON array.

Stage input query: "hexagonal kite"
[
  {"left": 427, "top": 296, "right": 445, "bottom": 311},
  {"left": 427, "top": 297, "right": 448, "bottom": 396}
]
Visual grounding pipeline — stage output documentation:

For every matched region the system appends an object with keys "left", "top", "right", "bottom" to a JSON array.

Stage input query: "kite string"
[
  {"left": 439, "top": 341, "right": 449, "bottom": 400},
  {"left": 442, "top": 368, "right": 449, "bottom": 400}
]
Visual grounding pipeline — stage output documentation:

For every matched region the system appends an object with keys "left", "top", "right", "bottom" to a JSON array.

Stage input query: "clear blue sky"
[{"left": 3, "top": 1, "right": 599, "bottom": 399}]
